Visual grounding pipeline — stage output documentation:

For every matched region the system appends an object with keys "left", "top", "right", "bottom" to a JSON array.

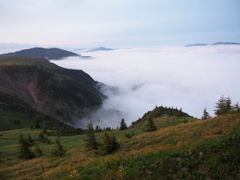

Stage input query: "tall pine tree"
[
  {"left": 17, "top": 133, "right": 34, "bottom": 159},
  {"left": 85, "top": 122, "right": 98, "bottom": 150},
  {"left": 214, "top": 95, "right": 232, "bottom": 115},
  {"left": 201, "top": 108, "right": 211, "bottom": 120},
  {"left": 120, "top": 118, "right": 128, "bottom": 130},
  {"left": 34, "top": 144, "right": 43, "bottom": 157}
]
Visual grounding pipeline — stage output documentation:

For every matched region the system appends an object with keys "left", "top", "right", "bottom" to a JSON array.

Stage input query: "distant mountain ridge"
[
  {"left": 87, "top": 47, "right": 115, "bottom": 52},
  {"left": 185, "top": 43, "right": 208, "bottom": 47},
  {"left": 0, "top": 47, "right": 82, "bottom": 60},
  {"left": 212, "top": 42, "right": 240, "bottom": 45},
  {"left": 186, "top": 42, "right": 240, "bottom": 47}
]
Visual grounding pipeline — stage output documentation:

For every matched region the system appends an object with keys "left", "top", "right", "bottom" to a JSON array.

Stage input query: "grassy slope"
[
  {"left": 0, "top": 113, "right": 240, "bottom": 180},
  {"left": 0, "top": 57, "right": 58, "bottom": 69}
]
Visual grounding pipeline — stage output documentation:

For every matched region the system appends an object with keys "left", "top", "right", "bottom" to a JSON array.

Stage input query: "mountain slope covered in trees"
[{"left": 0, "top": 57, "right": 103, "bottom": 130}]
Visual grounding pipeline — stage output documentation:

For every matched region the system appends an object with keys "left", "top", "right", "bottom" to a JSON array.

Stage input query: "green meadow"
[{"left": 1, "top": 113, "right": 240, "bottom": 180}]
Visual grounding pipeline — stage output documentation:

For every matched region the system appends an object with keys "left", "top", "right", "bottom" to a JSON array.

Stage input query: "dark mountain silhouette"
[
  {"left": 0, "top": 47, "right": 81, "bottom": 60},
  {"left": 87, "top": 47, "right": 114, "bottom": 52},
  {"left": 185, "top": 43, "right": 208, "bottom": 47},
  {"left": 186, "top": 42, "right": 240, "bottom": 47},
  {"left": 212, "top": 42, "right": 240, "bottom": 45}
]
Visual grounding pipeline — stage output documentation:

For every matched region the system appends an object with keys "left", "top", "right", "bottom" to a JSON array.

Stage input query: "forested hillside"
[{"left": 0, "top": 57, "right": 103, "bottom": 130}]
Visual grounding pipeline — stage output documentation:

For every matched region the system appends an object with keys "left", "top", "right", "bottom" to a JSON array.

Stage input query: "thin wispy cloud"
[{"left": 52, "top": 45, "right": 240, "bottom": 128}]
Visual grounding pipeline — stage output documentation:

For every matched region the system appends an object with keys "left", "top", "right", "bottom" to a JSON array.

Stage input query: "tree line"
[{"left": 202, "top": 95, "right": 240, "bottom": 119}]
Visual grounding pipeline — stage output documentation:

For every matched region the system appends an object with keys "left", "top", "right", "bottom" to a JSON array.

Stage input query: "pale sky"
[{"left": 0, "top": 0, "right": 240, "bottom": 47}]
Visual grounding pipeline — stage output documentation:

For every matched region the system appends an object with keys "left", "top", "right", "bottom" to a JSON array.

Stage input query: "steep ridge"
[{"left": 0, "top": 57, "right": 103, "bottom": 130}]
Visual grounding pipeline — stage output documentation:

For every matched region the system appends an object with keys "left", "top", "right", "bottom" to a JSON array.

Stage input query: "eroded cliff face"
[{"left": 0, "top": 58, "right": 103, "bottom": 124}]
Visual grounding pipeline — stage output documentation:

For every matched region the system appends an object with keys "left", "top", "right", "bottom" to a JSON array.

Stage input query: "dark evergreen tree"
[
  {"left": 34, "top": 144, "right": 43, "bottom": 157},
  {"left": 17, "top": 133, "right": 34, "bottom": 159},
  {"left": 85, "top": 122, "right": 98, "bottom": 150},
  {"left": 35, "top": 120, "right": 40, "bottom": 129},
  {"left": 214, "top": 95, "right": 232, "bottom": 115},
  {"left": 38, "top": 132, "right": 45, "bottom": 143},
  {"left": 145, "top": 118, "right": 157, "bottom": 132},
  {"left": 95, "top": 125, "right": 102, "bottom": 132},
  {"left": 51, "top": 139, "right": 66, "bottom": 157},
  {"left": 103, "top": 127, "right": 112, "bottom": 131},
  {"left": 99, "top": 132, "right": 120, "bottom": 155},
  {"left": 226, "top": 96, "right": 232, "bottom": 112},
  {"left": 44, "top": 136, "right": 51, "bottom": 144},
  {"left": 27, "top": 134, "right": 35, "bottom": 146},
  {"left": 233, "top": 102, "right": 240, "bottom": 114},
  {"left": 120, "top": 118, "right": 128, "bottom": 130},
  {"left": 201, "top": 108, "right": 211, "bottom": 120}
]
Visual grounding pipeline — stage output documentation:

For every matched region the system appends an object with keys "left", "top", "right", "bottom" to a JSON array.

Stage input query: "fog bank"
[{"left": 51, "top": 45, "right": 240, "bottom": 128}]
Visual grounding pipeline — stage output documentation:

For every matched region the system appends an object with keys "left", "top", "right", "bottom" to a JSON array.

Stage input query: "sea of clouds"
[{"left": 51, "top": 45, "right": 240, "bottom": 128}]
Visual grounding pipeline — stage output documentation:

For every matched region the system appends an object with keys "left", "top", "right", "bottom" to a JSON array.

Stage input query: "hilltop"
[
  {"left": 132, "top": 106, "right": 192, "bottom": 127},
  {"left": 0, "top": 57, "right": 103, "bottom": 130},
  {"left": 0, "top": 47, "right": 81, "bottom": 60}
]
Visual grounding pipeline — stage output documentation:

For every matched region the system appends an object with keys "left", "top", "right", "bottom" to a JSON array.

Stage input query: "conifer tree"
[
  {"left": 34, "top": 144, "right": 43, "bottom": 157},
  {"left": 85, "top": 122, "right": 98, "bottom": 150},
  {"left": 38, "top": 132, "right": 45, "bottom": 143},
  {"left": 95, "top": 125, "right": 102, "bottom": 132},
  {"left": 35, "top": 120, "right": 40, "bottom": 129},
  {"left": 201, "top": 108, "right": 211, "bottom": 120},
  {"left": 17, "top": 133, "right": 35, "bottom": 159},
  {"left": 51, "top": 139, "right": 66, "bottom": 157},
  {"left": 120, "top": 118, "right": 128, "bottom": 130},
  {"left": 145, "top": 118, "right": 157, "bottom": 132},
  {"left": 27, "top": 134, "right": 35, "bottom": 146},
  {"left": 214, "top": 95, "right": 232, "bottom": 115},
  {"left": 233, "top": 102, "right": 240, "bottom": 114}
]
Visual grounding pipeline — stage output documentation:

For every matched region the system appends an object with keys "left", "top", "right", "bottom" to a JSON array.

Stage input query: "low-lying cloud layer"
[{"left": 51, "top": 45, "right": 240, "bottom": 128}]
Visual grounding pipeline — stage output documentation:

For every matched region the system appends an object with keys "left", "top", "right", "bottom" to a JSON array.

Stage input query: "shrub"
[
  {"left": 99, "top": 132, "right": 120, "bottom": 155},
  {"left": 145, "top": 118, "right": 157, "bottom": 132},
  {"left": 125, "top": 131, "right": 135, "bottom": 139},
  {"left": 51, "top": 139, "right": 66, "bottom": 157}
]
